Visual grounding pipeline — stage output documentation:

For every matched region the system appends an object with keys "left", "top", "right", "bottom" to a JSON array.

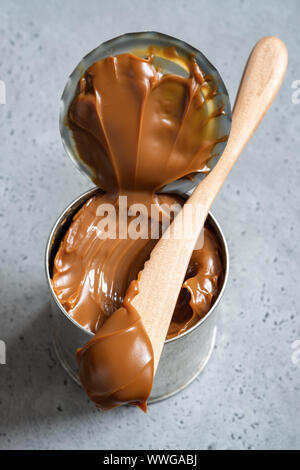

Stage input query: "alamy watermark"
[
  {"left": 0, "top": 340, "right": 6, "bottom": 365},
  {"left": 0, "top": 80, "right": 6, "bottom": 104},
  {"left": 93, "top": 196, "right": 205, "bottom": 249},
  {"left": 291, "top": 80, "right": 300, "bottom": 104},
  {"left": 291, "top": 340, "right": 300, "bottom": 365}
]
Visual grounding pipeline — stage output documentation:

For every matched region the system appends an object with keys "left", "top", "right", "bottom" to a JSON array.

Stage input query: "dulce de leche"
[{"left": 52, "top": 50, "right": 226, "bottom": 411}]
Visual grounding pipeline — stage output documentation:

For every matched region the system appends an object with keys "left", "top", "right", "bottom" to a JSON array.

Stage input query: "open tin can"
[
  {"left": 45, "top": 187, "right": 229, "bottom": 403},
  {"left": 46, "top": 31, "right": 231, "bottom": 404}
]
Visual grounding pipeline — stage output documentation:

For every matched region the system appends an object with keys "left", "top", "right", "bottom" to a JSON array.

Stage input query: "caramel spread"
[
  {"left": 52, "top": 50, "right": 226, "bottom": 411},
  {"left": 76, "top": 281, "right": 153, "bottom": 412},
  {"left": 68, "top": 52, "right": 226, "bottom": 191}
]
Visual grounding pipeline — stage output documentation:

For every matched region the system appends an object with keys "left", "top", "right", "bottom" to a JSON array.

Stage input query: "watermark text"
[
  {"left": 94, "top": 196, "right": 204, "bottom": 249},
  {"left": 291, "top": 340, "right": 300, "bottom": 365},
  {"left": 0, "top": 340, "right": 6, "bottom": 364},
  {"left": 292, "top": 80, "right": 300, "bottom": 104},
  {"left": 0, "top": 80, "right": 6, "bottom": 104}
]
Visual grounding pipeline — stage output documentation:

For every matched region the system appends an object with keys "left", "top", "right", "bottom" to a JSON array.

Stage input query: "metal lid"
[{"left": 59, "top": 31, "right": 232, "bottom": 195}]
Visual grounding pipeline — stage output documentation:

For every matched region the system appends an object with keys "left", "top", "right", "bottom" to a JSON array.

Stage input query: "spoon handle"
[
  {"left": 132, "top": 37, "right": 288, "bottom": 373},
  {"left": 190, "top": 36, "right": 288, "bottom": 209}
]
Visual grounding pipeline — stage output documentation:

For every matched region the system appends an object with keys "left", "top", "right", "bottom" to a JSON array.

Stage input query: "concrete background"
[{"left": 0, "top": 0, "right": 299, "bottom": 450}]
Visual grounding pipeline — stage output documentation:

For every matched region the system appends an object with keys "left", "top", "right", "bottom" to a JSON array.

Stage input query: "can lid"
[{"left": 59, "top": 31, "right": 231, "bottom": 194}]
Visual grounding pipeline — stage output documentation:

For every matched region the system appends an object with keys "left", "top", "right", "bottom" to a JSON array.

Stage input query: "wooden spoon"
[{"left": 131, "top": 36, "right": 288, "bottom": 373}]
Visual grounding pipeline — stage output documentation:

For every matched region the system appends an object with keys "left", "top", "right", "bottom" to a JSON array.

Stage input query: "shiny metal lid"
[{"left": 59, "top": 31, "right": 231, "bottom": 195}]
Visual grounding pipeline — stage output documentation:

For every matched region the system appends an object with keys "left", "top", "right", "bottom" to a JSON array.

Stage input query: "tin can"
[
  {"left": 45, "top": 187, "right": 229, "bottom": 403},
  {"left": 48, "top": 31, "right": 231, "bottom": 403}
]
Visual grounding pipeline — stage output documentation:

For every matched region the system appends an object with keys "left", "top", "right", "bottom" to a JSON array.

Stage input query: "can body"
[{"left": 46, "top": 187, "right": 229, "bottom": 403}]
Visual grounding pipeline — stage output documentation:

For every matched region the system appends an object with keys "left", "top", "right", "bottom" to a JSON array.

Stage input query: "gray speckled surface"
[{"left": 0, "top": 0, "right": 299, "bottom": 450}]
